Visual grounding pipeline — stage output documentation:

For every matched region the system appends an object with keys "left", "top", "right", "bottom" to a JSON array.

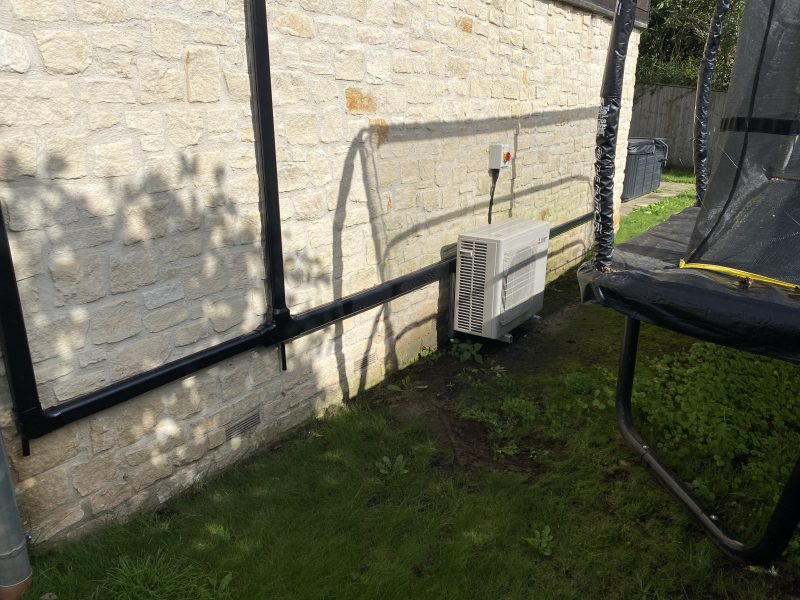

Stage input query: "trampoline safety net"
[{"left": 686, "top": 0, "right": 800, "bottom": 288}]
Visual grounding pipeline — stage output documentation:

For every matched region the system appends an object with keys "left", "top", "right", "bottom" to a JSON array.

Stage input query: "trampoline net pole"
[
  {"left": 694, "top": 0, "right": 732, "bottom": 205},
  {"left": 593, "top": 0, "right": 637, "bottom": 271}
]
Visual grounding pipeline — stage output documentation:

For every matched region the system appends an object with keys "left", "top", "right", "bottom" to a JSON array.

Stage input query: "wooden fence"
[{"left": 629, "top": 84, "right": 728, "bottom": 169}]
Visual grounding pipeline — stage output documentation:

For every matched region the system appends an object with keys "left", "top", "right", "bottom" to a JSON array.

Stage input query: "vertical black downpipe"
[
  {"left": 247, "top": 0, "right": 291, "bottom": 327},
  {"left": 0, "top": 210, "right": 39, "bottom": 455},
  {"left": 593, "top": 0, "right": 638, "bottom": 271},
  {"left": 694, "top": 0, "right": 731, "bottom": 205}
]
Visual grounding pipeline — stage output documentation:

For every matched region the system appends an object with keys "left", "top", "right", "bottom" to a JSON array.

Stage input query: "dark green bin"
[{"left": 621, "top": 138, "right": 668, "bottom": 201}]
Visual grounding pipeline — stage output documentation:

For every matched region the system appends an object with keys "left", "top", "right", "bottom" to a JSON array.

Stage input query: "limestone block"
[
  {"left": 48, "top": 218, "right": 113, "bottom": 252},
  {"left": 284, "top": 112, "right": 319, "bottom": 146},
  {"left": 190, "top": 151, "right": 225, "bottom": 186},
  {"left": 123, "top": 197, "right": 169, "bottom": 244},
  {"left": 185, "top": 47, "right": 221, "bottom": 103},
  {"left": 228, "top": 174, "right": 259, "bottom": 204},
  {"left": 157, "top": 233, "right": 203, "bottom": 262},
  {"left": 110, "top": 248, "right": 159, "bottom": 293},
  {"left": 0, "top": 136, "right": 37, "bottom": 180},
  {"left": 10, "top": 0, "right": 68, "bottom": 21},
  {"left": 224, "top": 71, "right": 251, "bottom": 101},
  {"left": 292, "top": 190, "right": 325, "bottom": 220},
  {"left": 93, "top": 30, "right": 140, "bottom": 52},
  {"left": 125, "top": 456, "right": 174, "bottom": 492},
  {"left": 0, "top": 81, "right": 78, "bottom": 127},
  {"left": 81, "top": 80, "right": 136, "bottom": 103},
  {"left": 50, "top": 252, "right": 107, "bottom": 305},
  {"left": 75, "top": 0, "right": 125, "bottom": 22},
  {"left": 206, "top": 109, "right": 238, "bottom": 142},
  {"left": 88, "top": 112, "right": 120, "bottom": 130},
  {"left": 179, "top": 0, "right": 226, "bottom": 14},
  {"left": 89, "top": 482, "right": 131, "bottom": 513},
  {"left": 143, "top": 303, "right": 189, "bottom": 332},
  {"left": 16, "top": 467, "right": 70, "bottom": 515},
  {"left": 93, "top": 139, "right": 135, "bottom": 177},
  {"left": 96, "top": 53, "right": 134, "bottom": 78},
  {"left": 9, "top": 231, "right": 44, "bottom": 279},
  {"left": 181, "top": 260, "right": 228, "bottom": 300},
  {"left": 53, "top": 369, "right": 107, "bottom": 401},
  {"left": 12, "top": 424, "right": 81, "bottom": 480},
  {"left": 152, "top": 18, "right": 189, "bottom": 59},
  {"left": 0, "top": 30, "right": 31, "bottom": 73},
  {"left": 270, "top": 70, "right": 308, "bottom": 106},
  {"left": 72, "top": 456, "right": 118, "bottom": 496},
  {"left": 90, "top": 300, "right": 142, "bottom": 344},
  {"left": 191, "top": 24, "right": 236, "bottom": 46},
  {"left": 166, "top": 110, "right": 205, "bottom": 147},
  {"left": 173, "top": 439, "right": 209, "bottom": 466},
  {"left": 143, "top": 282, "right": 185, "bottom": 309},
  {"left": 109, "top": 335, "right": 171, "bottom": 380},
  {"left": 36, "top": 31, "right": 92, "bottom": 74},
  {"left": 139, "top": 59, "right": 184, "bottom": 103},
  {"left": 27, "top": 314, "right": 88, "bottom": 363},
  {"left": 274, "top": 9, "right": 314, "bottom": 38},
  {"left": 219, "top": 359, "right": 249, "bottom": 400},
  {"left": 334, "top": 47, "right": 365, "bottom": 81},
  {"left": 207, "top": 295, "right": 246, "bottom": 332},
  {"left": 47, "top": 135, "right": 87, "bottom": 179},
  {"left": 174, "top": 319, "right": 209, "bottom": 347},
  {"left": 126, "top": 111, "right": 165, "bottom": 152},
  {"left": 345, "top": 87, "right": 376, "bottom": 113}
]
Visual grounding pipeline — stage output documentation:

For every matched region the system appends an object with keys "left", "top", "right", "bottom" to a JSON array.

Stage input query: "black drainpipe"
[{"left": 1, "top": 0, "right": 595, "bottom": 450}]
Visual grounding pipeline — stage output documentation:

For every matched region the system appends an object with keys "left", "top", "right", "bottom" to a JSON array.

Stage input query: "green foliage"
[
  {"left": 615, "top": 191, "right": 695, "bottom": 244},
  {"left": 417, "top": 345, "right": 441, "bottom": 365},
  {"left": 562, "top": 370, "right": 615, "bottom": 412},
  {"left": 637, "top": 0, "right": 745, "bottom": 89},
  {"left": 387, "top": 375, "right": 414, "bottom": 393},
  {"left": 449, "top": 338, "right": 483, "bottom": 364},
  {"left": 660, "top": 166, "right": 696, "bottom": 184},
  {"left": 91, "top": 551, "right": 231, "bottom": 600},
  {"left": 456, "top": 388, "right": 540, "bottom": 457},
  {"left": 635, "top": 342, "right": 800, "bottom": 540},
  {"left": 375, "top": 454, "right": 409, "bottom": 478},
  {"left": 524, "top": 526, "right": 555, "bottom": 558}
]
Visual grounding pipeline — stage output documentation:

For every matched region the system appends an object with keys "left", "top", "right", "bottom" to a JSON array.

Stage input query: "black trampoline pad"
[{"left": 579, "top": 207, "right": 800, "bottom": 363}]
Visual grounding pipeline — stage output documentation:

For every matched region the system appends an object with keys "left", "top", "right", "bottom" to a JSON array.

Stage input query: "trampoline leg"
[{"left": 615, "top": 316, "right": 800, "bottom": 565}]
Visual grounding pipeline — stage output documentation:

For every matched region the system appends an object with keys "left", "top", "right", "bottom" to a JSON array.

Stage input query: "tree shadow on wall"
[
  {"left": 325, "top": 107, "right": 598, "bottom": 402},
  {"left": 0, "top": 149, "right": 332, "bottom": 539}
]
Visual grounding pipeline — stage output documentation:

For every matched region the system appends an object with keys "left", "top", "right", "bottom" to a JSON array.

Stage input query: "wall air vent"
[{"left": 225, "top": 411, "right": 261, "bottom": 442}]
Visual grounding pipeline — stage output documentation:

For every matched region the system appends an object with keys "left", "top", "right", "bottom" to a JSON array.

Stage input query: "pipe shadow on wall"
[{"left": 323, "top": 107, "right": 597, "bottom": 402}]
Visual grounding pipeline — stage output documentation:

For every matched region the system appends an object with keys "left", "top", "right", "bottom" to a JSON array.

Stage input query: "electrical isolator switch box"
[{"left": 489, "top": 144, "right": 512, "bottom": 170}]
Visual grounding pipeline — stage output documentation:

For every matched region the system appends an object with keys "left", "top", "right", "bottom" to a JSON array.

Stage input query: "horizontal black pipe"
[
  {"left": 551, "top": 211, "right": 593, "bottom": 238},
  {"left": 23, "top": 328, "right": 268, "bottom": 439},
  {"left": 17, "top": 212, "right": 588, "bottom": 440}
]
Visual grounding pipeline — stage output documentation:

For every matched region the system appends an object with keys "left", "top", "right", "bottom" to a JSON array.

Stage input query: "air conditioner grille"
[
  {"left": 456, "top": 240, "right": 487, "bottom": 334},
  {"left": 502, "top": 246, "right": 536, "bottom": 310}
]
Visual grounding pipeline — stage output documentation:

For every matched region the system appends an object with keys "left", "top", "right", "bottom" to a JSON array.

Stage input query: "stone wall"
[{"left": 0, "top": 0, "right": 639, "bottom": 542}]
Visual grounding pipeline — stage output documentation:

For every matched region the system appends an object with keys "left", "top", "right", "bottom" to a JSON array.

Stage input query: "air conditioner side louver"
[{"left": 456, "top": 240, "right": 488, "bottom": 334}]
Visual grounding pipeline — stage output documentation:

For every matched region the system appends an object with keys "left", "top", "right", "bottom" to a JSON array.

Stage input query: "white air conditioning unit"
[{"left": 454, "top": 218, "right": 550, "bottom": 341}]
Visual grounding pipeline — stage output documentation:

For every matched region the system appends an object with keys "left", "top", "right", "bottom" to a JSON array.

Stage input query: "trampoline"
[{"left": 579, "top": 0, "right": 800, "bottom": 564}]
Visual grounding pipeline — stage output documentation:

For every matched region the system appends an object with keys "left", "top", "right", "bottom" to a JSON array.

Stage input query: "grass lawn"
[
  {"left": 661, "top": 166, "right": 696, "bottom": 185},
  {"left": 25, "top": 192, "right": 800, "bottom": 599}
]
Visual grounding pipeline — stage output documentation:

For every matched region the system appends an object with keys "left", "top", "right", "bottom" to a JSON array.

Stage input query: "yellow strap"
[{"left": 678, "top": 259, "right": 800, "bottom": 291}]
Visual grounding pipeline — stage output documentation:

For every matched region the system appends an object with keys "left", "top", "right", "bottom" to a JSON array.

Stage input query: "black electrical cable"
[{"left": 487, "top": 168, "right": 500, "bottom": 224}]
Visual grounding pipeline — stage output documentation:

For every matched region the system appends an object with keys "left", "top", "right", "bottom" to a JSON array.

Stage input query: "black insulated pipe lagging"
[
  {"left": 593, "top": 0, "right": 638, "bottom": 271},
  {"left": 694, "top": 0, "right": 731, "bottom": 205}
]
